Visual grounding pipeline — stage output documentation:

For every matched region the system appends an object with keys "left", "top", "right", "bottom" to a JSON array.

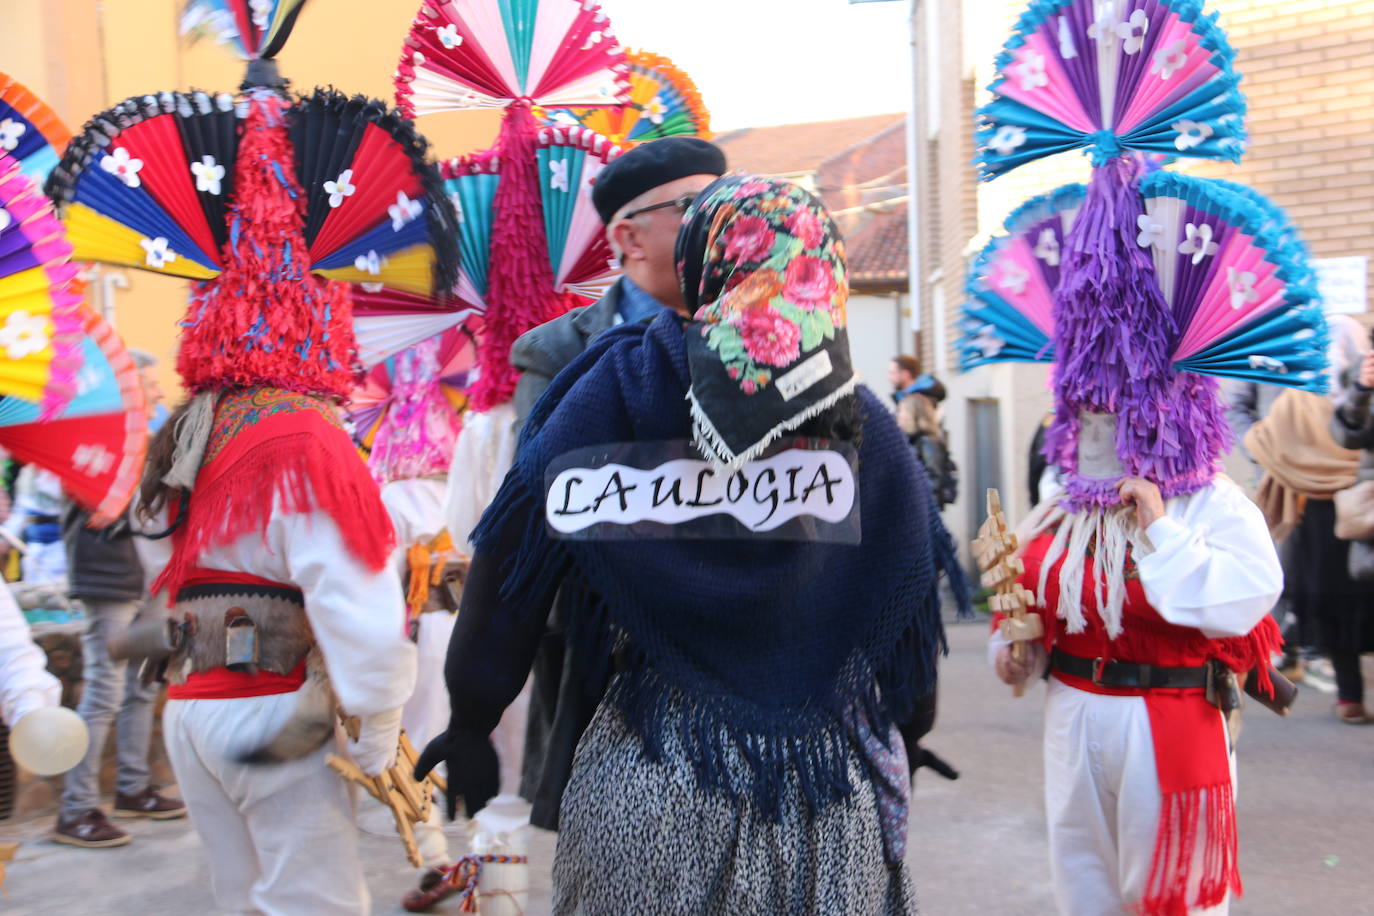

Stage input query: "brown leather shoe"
[
  {"left": 54, "top": 809, "right": 132, "bottom": 848},
  {"left": 1335, "top": 701, "right": 1370, "bottom": 724},
  {"left": 112, "top": 787, "right": 188, "bottom": 820},
  {"left": 401, "top": 866, "right": 462, "bottom": 912}
]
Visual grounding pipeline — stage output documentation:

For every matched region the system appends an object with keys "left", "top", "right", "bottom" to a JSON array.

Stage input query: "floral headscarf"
[{"left": 676, "top": 175, "right": 856, "bottom": 467}]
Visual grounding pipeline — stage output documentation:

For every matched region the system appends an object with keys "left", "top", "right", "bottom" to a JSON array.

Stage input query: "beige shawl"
[{"left": 1244, "top": 388, "right": 1360, "bottom": 540}]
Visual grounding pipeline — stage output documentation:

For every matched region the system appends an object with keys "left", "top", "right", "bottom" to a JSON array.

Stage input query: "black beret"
[{"left": 591, "top": 137, "right": 727, "bottom": 224}]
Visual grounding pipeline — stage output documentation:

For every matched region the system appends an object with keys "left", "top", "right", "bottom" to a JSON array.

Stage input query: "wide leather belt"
[{"left": 1051, "top": 648, "right": 1208, "bottom": 689}]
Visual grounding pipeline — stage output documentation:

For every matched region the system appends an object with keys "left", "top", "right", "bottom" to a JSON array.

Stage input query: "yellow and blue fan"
[
  {"left": 45, "top": 89, "right": 461, "bottom": 298},
  {"left": 0, "top": 154, "right": 85, "bottom": 419},
  {"left": 547, "top": 50, "right": 712, "bottom": 147},
  {"left": 960, "top": 184, "right": 1085, "bottom": 369},
  {"left": 0, "top": 73, "right": 73, "bottom": 186},
  {"left": 976, "top": 0, "right": 1247, "bottom": 179},
  {"left": 180, "top": 0, "right": 309, "bottom": 61}
]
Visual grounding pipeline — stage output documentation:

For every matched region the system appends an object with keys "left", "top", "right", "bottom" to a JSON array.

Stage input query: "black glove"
[
  {"left": 414, "top": 728, "right": 500, "bottom": 820},
  {"left": 910, "top": 745, "right": 959, "bottom": 781}
]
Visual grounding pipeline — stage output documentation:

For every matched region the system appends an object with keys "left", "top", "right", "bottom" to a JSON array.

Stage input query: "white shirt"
[
  {"left": 0, "top": 586, "right": 61, "bottom": 725},
  {"left": 196, "top": 508, "right": 417, "bottom": 718}
]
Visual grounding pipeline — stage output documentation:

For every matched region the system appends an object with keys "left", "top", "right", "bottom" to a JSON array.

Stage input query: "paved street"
[{"left": 2, "top": 620, "right": 1371, "bottom": 914}]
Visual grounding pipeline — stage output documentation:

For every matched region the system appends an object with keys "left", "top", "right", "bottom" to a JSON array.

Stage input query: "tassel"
[{"left": 162, "top": 390, "right": 218, "bottom": 490}]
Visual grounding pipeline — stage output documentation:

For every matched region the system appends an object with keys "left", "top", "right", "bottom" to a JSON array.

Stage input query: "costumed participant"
[
  {"left": 961, "top": 2, "right": 1328, "bottom": 912},
  {"left": 417, "top": 176, "right": 963, "bottom": 913},
  {"left": 45, "top": 2, "right": 465, "bottom": 908},
  {"left": 349, "top": 329, "right": 474, "bottom": 911},
  {"left": 396, "top": 0, "right": 633, "bottom": 808},
  {"left": 1227, "top": 315, "right": 1368, "bottom": 681},
  {"left": 509, "top": 135, "right": 726, "bottom": 829}
]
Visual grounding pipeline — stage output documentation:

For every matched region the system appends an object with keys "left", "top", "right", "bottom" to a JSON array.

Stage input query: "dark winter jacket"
[{"left": 61, "top": 504, "right": 144, "bottom": 602}]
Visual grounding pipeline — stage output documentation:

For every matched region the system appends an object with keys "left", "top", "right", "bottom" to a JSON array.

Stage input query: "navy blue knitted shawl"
[{"left": 474, "top": 311, "right": 962, "bottom": 816}]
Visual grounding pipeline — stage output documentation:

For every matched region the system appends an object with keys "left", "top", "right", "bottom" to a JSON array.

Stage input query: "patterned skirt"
[{"left": 551, "top": 697, "right": 917, "bottom": 915}]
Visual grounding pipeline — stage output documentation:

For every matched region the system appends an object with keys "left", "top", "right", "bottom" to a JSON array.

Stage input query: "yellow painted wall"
[{"left": 0, "top": 0, "right": 500, "bottom": 397}]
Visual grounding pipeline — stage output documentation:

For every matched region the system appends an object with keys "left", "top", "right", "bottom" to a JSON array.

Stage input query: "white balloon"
[{"left": 9, "top": 706, "right": 89, "bottom": 776}]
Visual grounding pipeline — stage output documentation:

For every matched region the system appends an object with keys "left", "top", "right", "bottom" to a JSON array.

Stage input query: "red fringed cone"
[{"left": 177, "top": 91, "right": 357, "bottom": 398}]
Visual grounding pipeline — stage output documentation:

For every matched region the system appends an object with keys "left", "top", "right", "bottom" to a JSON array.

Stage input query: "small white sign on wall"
[{"left": 1313, "top": 256, "right": 1368, "bottom": 315}]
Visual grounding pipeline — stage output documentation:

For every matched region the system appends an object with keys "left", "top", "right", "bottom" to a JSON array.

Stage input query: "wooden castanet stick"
[{"left": 973, "top": 489, "right": 1043, "bottom": 697}]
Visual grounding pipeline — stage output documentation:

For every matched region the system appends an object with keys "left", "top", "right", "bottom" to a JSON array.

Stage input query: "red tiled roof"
[
  {"left": 713, "top": 113, "right": 905, "bottom": 178},
  {"left": 845, "top": 207, "right": 909, "bottom": 288}
]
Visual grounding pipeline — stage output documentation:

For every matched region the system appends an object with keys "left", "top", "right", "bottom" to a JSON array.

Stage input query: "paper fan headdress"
[
  {"left": 396, "top": 0, "right": 630, "bottom": 410},
  {"left": 349, "top": 323, "right": 476, "bottom": 484},
  {"left": 960, "top": 0, "right": 1326, "bottom": 514},
  {"left": 46, "top": 1, "right": 461, "bottom": 399},
  {"left": 546, "top": 50, "right": 712, "bottom": 147},
  {"left": 0, "top": 75, "right": 85, "bottom": 421}
]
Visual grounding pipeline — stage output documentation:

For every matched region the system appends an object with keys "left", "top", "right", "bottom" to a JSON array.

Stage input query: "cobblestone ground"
[{"left": 2, "top": 621, "right": 1371, "bottom": 914}]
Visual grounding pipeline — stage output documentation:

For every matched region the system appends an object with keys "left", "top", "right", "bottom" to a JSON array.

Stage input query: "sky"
[{"left": 595, "top": 0, "right": 915, "bottom": 131}]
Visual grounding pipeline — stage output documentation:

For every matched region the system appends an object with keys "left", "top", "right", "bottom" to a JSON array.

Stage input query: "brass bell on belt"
[{"left": 224, "top": 608, "right": 260, "bottom": 673}]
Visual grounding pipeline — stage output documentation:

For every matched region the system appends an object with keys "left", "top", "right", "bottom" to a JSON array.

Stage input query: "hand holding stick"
[{"left": 973, "top": 489, "right": 1043, "bottom": 697}]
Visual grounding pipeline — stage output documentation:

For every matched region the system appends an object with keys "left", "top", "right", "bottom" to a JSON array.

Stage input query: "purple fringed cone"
[{"left": 1043, "top": 156, "right": 1232, "bottom": 511}]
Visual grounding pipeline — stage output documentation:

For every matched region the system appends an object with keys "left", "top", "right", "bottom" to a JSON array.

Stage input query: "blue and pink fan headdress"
[{"left": 962, "top": 0, "right": 1326, "bottom": 512}]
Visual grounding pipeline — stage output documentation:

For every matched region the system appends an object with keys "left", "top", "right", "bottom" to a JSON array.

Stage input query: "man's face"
[
  {"left": 888, "top": 362, "right": 914, "bottom": 390},
  {"left": 138, "top": 366, "right": 165, "bottom": 410},
  {"left": 608, "top": 173, "right": 720, "bottom": 310}
]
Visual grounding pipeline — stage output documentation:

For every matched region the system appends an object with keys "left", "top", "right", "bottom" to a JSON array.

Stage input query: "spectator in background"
[
  {"left": 1322, "top": 345, "right": 1374, "bottom": 723},
  {"left": 1, "top": 466, "right": 68, "bottom": 582},
  {"left": 54, "top": 348, "right": 184, "bottom": 848},
  {"left": 889, "top": 355, "right": 957, "bottom": 509}
]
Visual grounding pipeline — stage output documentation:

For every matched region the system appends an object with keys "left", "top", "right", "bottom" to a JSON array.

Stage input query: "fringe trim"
[
  {"left": 687, "top": 374, "right": 860, "bottom": 471},
  {"left": 154, "top": 431, "right": 394, "bottom": 599},
  {"left": 1031, "top": 505, "right": 1141, "bottom": 638},
  {"left": 1139, "top": 782, "right": 1241, "bottom": 916}
]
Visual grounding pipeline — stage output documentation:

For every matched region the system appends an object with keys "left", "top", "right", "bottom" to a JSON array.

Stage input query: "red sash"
[{"left": 999, "top": 529, "right": 1281, "bottom": 916}]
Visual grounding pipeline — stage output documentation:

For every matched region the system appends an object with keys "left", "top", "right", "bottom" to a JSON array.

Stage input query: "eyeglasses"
[{"left": 621, "top": 193, "right": 698, "bottom": 221}]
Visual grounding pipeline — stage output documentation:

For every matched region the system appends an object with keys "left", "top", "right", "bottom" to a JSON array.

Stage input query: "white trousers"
[
  {"left": 1043, "top": 679, "right": 1231, "bottom": 916},
  {"left": 165, "top": 693, "right": 370, "bottom": 916}
]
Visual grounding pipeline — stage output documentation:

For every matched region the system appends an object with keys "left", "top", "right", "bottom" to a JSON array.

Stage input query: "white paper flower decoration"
[
  {"left": 1033, "top": 228, "right": 1060, "bottom": 267},
  {"left": 1115, "top": 9, "right": 1150, "bottom": 55},
  {"left": 0, "top": 207, "right": 11, "bottom": 233},
  {"left": 1171, "top": 119, "right": 1213, "bottom": 151},
  {"left": 1151, "top": 39, "right": 1189, "bottom": 80},
  {"left": 0, "top": 118, "right": 27, "bottom": 152},
  {"left": 72, "top": 443, "right": 115, "bottom": 476},
  {"left": 549, "top": 159, "right": 570, "bottom": 193},
  {"left": 140, "top": 236, "right": 177, "bottom": 269},
  {"left": 988, "top": 125, "right": 1028, "bottom": 157},
  {"left": 645, "top": 97, "right": 667, "bottom": 125},
  {"left": 0, "top": 311, "right": 49, "bottom": 359},
  {"left": 435, "top": 24, "right": 462, "bottom": 49},
  {"left": 324, "top": 169, "right": 356, "bottom": 208},
  {"left": 1013, "top": 51, "right": 1049, "bottom": 92},
  {"left": 190, "top": 155, "right": 225, "bottom": 196},
  {"left": 1177, "top": 222, "right": 1218, "bottom": 266},
  {"left": 1227, "top": 268, "right": 1259, "bottom": 310},
  {"left": 1136, "top": 213, "right": 1166, "bottom": 249},
  {"left": 997, "top": 263, "right": 1030, "bottom": 296},
  {"left": 354, "top": 250, "right": 383, "bottom": 275},
  {"left": 388, "top": 191, "right": 423, "bottom": 231},
  {"left": 101, "top": 147, "right": 145, "bottom": 189}
]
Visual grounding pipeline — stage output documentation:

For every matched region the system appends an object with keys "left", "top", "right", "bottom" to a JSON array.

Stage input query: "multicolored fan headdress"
[
  {"left": 545, "top": 50, "right": 712, "bottom": 147},
  {"left": 395, "top": 0, "right": 630, "bottom": 410},
  {"left": 0, "top": 76, "right": 85, "bottom": 421},
  {"left": 46, "top": 3, "right": 461, "bottom": 398},
  {"left": 961, "top": 0, "right": 1326, "bottom": 511},
  {"left": 349, "top": 323, "right": 476, "bottom": 484}
]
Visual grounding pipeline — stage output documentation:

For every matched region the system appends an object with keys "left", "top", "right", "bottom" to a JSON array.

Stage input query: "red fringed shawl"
[
  {"left": 1010, "top": 530, "right": 1282, "bottom": 916},
  {"left": 154, "top": 388, "right": 394, "bottom": 601}
]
